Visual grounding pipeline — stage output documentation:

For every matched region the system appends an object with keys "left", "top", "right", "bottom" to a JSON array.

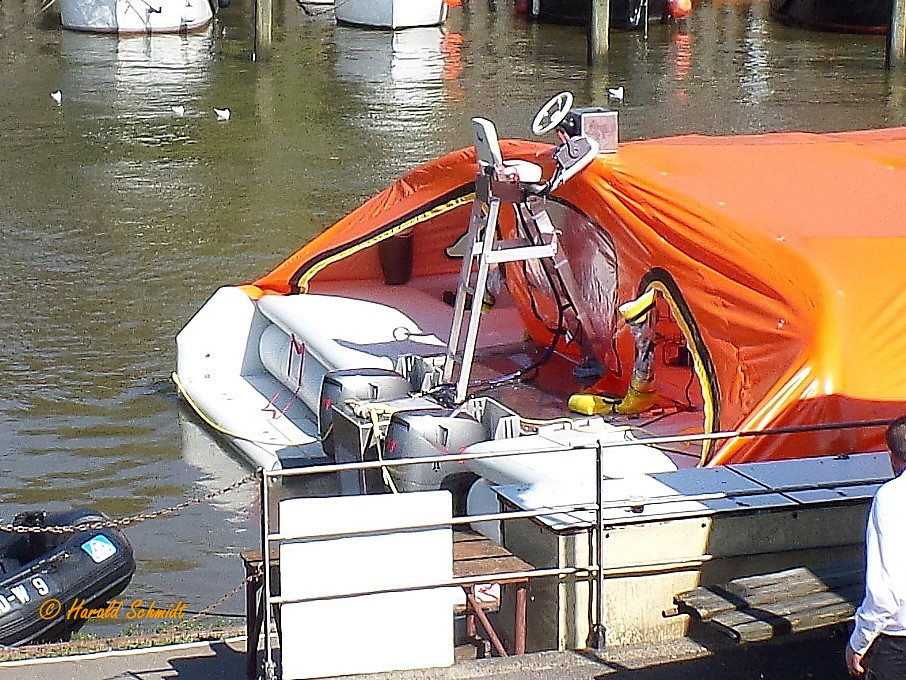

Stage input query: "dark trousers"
[{"left": 865, "top": 634, "right": 906, "bottom": 680}]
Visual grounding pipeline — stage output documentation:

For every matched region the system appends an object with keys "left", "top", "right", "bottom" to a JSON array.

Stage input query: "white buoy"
[
  {"left": 608, "top": 86, "right": 624, "bottom": 102},
  {"left": 171, "top": 105, "right": 186, "bottom": 116},
  {"left": 214, "top": 108, "right": 231, "bottom": 121},
  {"left": 50, "top": 90, "right": 62, "bottom": 105}
]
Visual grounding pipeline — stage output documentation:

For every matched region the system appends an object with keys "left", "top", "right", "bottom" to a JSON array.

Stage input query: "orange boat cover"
[{"left": 252, "top": 128, "right": 906, "bottom": 465}]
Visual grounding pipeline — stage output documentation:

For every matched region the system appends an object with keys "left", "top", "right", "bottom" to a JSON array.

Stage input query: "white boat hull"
[
  {"left": 61, "top": 0, "right": 213, "bottom": 34},
  {"left": 335, "top": 0, "right": 447, "bottom": 29},
  {"left": 175, "top": 280, "right": 525, "bottom": 471}
]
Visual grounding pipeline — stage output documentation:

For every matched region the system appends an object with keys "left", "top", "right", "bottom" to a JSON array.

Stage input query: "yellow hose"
[
  {"left": 569, "top": 290, "right": 658, "bottom": 417},
  {"left": 568, "top": 382, "right": 657, "bottom": 416}
]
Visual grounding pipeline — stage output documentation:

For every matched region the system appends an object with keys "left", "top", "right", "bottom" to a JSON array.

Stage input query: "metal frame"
[{"left": 251, "top": 425, "right": 887, "bottom": 679}]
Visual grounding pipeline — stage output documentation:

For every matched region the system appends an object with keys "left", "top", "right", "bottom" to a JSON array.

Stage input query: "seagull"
[
  {"left": 214, "top": 108, "right": 230, "bottom": 121},
  {"left": 50, "top": 90, "right": 62, "bottom": 105},
  {"left": 171, "top": 105, "right": 185, "bottom": 116},
  {"left": 608, "top": 86, "right": 624, "bottom": 102}
]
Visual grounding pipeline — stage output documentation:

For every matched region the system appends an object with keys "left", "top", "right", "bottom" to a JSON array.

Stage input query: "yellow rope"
[{"left": 171, "top": 372, "right": 320, "bottom": 448}]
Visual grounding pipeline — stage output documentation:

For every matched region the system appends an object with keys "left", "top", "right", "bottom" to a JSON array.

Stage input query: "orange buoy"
[
  {"left": 445, "top": 0, "right": 463, "bottom": 7},
  {"left": 668, "top": 0, "right": 692, "bottom": 19}
]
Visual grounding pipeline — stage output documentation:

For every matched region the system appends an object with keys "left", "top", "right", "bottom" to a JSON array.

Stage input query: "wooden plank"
[
  {"left": 675, "top": 587, "right": 749, "bottom": 621},
  {"left": 454, "top": 537, "right": 512, "bottom": 561},
  {"left": 726, "top": 560, "right": 862, "bottom": 598},
  {"left": 454, "top": 554, "right": 534, "bottom": 580},
  {"left": 453, "top": 531, "right": 533, "bottom": 580},
  {"left": 709, "top": 584, "right": 862, "bottom": 629},
  {"left": 675, "top": 561, "right": 862, "bottom": 621},
  {"left": 712, "top": 600, "right": 858, "bottom": 643}
]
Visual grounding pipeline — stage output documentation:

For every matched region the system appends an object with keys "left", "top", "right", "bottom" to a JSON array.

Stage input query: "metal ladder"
[{"left": 441, "top": 118, "right": 594, "bottom": 403}]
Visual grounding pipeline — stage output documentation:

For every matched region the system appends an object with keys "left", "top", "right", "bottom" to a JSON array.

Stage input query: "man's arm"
[
  {"left": 845, "top": 644, "right": 864, "bottom": 676},
  {"left": 848, "top": 491, "right": 898, "bottom": 671}
]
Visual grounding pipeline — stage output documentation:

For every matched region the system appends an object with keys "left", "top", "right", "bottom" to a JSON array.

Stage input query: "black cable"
[
  {"left": 521, "top": 258, "right": 559, "bottom": 333},
  {"left": 464, "top": 202, "right": 569, "bottom": 394},
  {"left": 682, "top": 363, "right": 696, "bottom": 409}
]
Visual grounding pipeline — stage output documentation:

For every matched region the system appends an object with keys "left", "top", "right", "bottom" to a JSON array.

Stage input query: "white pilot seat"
[{"left": 472, "top": 117, "right": 543, "bottom": 184}]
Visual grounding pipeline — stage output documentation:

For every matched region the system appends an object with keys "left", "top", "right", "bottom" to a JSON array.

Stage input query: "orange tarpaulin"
[{"left": 251, "top": 128, "right": 906, "bottom": 465}]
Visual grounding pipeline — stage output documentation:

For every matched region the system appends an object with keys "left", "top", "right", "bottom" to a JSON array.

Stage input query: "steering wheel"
[{"left": 531, "top": 92, "right": 574, "bottom": 135}]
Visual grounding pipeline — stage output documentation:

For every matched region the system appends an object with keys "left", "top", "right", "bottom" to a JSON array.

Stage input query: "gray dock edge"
[{"left": 0, "top": 628, "right": 852, "bottom": 680}]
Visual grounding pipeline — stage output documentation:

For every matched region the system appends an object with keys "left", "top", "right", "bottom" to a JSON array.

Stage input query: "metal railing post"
[
  {"left": 593, "top": 440, "right": 606, "bottom": 651},
  {"left": 261, "top": 469, "right": 276, "bottom": 680}
]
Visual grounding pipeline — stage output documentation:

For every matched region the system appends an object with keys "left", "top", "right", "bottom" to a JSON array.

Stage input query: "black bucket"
[{"left": 378, "top": 233, "right": 413, "bottom": 285}]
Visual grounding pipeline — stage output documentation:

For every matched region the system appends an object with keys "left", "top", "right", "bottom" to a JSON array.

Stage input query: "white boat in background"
[
  {"left": 61, "top": 0, "right": 216, "bottom": 33},
  {"left": 335, "top": 0, "right": 448, "bottom": 29}
]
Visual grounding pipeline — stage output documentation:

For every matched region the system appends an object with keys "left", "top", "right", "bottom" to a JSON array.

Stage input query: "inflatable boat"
[
  {"left": 175, "top": 93, "right": 906, "bottom": 513},
  {"left": 0, "top": 509, "right": 136, "bottom": 646}
]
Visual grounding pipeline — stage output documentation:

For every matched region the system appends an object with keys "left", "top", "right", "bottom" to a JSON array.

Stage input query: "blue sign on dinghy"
[{"left": 0, "top": 509, "right": 135, "bottom": 646}]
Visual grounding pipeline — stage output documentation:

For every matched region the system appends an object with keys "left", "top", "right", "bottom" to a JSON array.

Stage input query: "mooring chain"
[
  {"left": 0, "top": 471, "right": 260, "bottom": 535},
  {"left": 183, "top": 565, "right": 263, "bottom": 625}
]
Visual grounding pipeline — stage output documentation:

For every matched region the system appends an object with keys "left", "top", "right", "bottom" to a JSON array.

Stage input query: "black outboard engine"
[
  {"left": 319, "top": 368, "right": 411, "bottom": 457},
  {"left": 12, "top": 511, "right": 52, "bottom": 561}
]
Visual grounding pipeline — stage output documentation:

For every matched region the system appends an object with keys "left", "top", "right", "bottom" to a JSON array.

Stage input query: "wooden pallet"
[{"left": 674, "top": 561, "right": 864, "bottom": 643}]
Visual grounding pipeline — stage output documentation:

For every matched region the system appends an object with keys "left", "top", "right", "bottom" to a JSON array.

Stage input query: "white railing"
[{"left": 257, "top": 417, "right": 890, "bottom": 679}]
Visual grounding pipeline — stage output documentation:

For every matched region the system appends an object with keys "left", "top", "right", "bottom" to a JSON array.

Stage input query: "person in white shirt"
[{"left": 846, "top": 416, "right": 906, "bottom": 678}]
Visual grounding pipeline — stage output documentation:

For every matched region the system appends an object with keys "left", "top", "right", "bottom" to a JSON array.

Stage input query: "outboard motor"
[
  {"left": 319, "top": 368, "right": 411, "bottom": 457},
  {"left": 12, "top": 511, "right": 52, "bottom": 560},
  {"left": 383, "top": 409, "right": 488, "bottom": 512}
]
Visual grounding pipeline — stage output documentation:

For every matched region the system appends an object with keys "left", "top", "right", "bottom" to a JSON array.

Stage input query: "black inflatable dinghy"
[{"left": 0, "top": 509, "right": 135, "bottom": 645}]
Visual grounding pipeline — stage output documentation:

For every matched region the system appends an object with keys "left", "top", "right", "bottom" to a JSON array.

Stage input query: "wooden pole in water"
[
  {"left": 888, "top": 0, "right": 906, "bottom": 68},
  {"left": 588, "top": 0, "right": 611, "bottom": 65},
  {"left": 253, "top": 0, "right": 272, "bottom": 62}
]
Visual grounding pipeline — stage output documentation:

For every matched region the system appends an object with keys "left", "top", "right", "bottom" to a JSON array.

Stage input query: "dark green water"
[{"left": 0, "top": 0, "right": 903, "bottom": 633}]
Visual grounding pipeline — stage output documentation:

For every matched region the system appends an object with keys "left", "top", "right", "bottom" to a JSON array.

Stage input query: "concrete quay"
[{"left": 0, "top": 629, "right": 852, "bottom": 680}]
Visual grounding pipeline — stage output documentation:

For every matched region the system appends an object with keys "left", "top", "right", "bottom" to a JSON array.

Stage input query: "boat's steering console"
[{"left": 472, "top": 91, "right": 601, "bottom": 198}]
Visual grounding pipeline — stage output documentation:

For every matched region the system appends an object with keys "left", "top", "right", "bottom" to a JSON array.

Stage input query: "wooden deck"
[{"left": 674, "top": 561, "right": 864, "bottom": 643}]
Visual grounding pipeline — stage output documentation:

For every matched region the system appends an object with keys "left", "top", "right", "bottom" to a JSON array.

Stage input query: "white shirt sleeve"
[{"left": 850, "top": 488, "right": 901, "bottom": 654}]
